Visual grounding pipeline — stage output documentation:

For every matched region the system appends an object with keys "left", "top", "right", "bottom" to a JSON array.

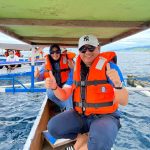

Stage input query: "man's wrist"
[{"left": 114, "top": 82, "right": 123, "bottom": 89}]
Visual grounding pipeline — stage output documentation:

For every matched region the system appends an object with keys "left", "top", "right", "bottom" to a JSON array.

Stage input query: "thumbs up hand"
[
  {"left": 45, "top": 71, "right": 57, "bottom": 90},
  {"left": 68, "top": 59, "right": 74, "bottom": 69},
  {"left": 106, "top": 63, "right": 122, "bottom": 87},
  {"left": 34, "top": 67, "right": 40, "bottom": 78}
]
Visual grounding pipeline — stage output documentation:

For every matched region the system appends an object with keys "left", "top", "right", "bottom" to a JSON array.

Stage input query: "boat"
[
  {"left": 23, "top": 97, "right": 76, "bottom": 150},
  {"left": 0, "top": 62, "right": 31, "bottom": 78},
  {"left": 0, "top": 60, "right": 44, "bottom": 78},
  {"left": 23, "top": 97, "right": 114, "bottom": 150},
  {"left": 0, "top": 0, "right": 150, "bottom": 149},
  {"left": 0, "top": 56, "right": 28, "bottom": 62}
]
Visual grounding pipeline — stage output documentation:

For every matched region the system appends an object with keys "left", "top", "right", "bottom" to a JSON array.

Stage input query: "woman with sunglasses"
[
  {"left": 35, "top": 44, "right": 75, "bottom": 111},
  {"left": 46, "top": 35, "right": 128, "bottom": 150}
]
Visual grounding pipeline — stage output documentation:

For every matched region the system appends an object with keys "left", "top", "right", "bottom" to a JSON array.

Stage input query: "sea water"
[{"left": 0, "top": 51, "right": 150, "bottom": 150}]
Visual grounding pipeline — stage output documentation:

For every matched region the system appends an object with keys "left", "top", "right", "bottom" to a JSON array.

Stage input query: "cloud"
[{"left": 102, "top": 29, "right": 150, "bottom": 51}]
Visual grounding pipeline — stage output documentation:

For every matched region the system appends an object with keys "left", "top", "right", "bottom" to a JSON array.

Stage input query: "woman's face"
[{"left": 50, "top": 47, "right": 61, "bottom": 60}]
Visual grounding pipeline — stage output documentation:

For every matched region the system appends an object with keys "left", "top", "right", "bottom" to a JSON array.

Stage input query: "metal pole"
[{"left": 30, "top": 46, "right": 35, "bottom": 92}]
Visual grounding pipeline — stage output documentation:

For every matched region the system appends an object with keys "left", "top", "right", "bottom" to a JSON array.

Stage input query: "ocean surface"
[{"left": 0, "top": 51, "right": 150, "bottom": 150}]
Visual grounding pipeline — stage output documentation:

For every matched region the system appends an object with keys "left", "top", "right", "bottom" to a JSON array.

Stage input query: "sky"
[
  {"left": 102, "top": 28, "right": 150, "bottom": 51},
  {"left": 0, "top": 28, "right": 150, "bottom": 53}
]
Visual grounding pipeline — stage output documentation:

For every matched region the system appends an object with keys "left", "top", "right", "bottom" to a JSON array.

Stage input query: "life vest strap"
[
  {"left": 74, "top": 80, "right": 108, "bottom": 87},
  {"left": 74, "top": 101, "right": 113, "bottom": 108},
  {"left": 44, "top": 68, "right": 70, "bottom": 73}
]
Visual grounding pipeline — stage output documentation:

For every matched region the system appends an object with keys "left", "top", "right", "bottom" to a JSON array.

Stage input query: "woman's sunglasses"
[
  {"left": 79, "top": 45, "right": 96, "bottom": 53},
  {"left": 50, "top": 50, "right": 61, "bottom": 54}
]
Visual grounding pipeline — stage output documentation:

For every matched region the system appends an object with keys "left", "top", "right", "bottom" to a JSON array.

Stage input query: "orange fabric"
[
  {"left": 73, "top": 52, "right": 118, "bottom": 115},
  {"left": 15, "top": 51, "right": 21, "bottom": 57},
  {"left": 44, "top": 54, "right": 70, "bottom": 84},
  {"left": 67, "top": 52, "right": 76, "bottom": 59}
]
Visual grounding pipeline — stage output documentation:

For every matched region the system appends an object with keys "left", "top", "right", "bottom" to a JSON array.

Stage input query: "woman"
[{"left": 35, "top": 44, "right": 75, "bottom": 111}]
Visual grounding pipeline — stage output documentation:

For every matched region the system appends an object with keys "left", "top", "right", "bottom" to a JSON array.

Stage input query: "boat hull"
[{"left": 23, "top": 97, "right": 75, "bottom": 150}]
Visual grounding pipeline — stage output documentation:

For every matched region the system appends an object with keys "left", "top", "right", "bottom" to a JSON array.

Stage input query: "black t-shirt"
[
  {"left": 80, "top": 61, "right": 89, "bottom": 101},
  {"left": 49, "top": 55, "right": 62, "bottom": 87},
  {"left": 81, "top": 61, "right": 89, "bottom": 80}
]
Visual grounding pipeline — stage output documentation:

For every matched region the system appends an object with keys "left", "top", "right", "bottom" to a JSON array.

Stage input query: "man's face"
[
  {"left": 79, "top": 45, "right": 100, "bottom": 67},
  {"left": 50, "top": 47, "right": 61, "bottom": 60}
]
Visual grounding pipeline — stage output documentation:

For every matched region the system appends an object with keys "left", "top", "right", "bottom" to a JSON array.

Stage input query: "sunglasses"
[
  {"left": 50, "top": 50, "right": 61, "bottom": 54},
  {"left": 79, "top": 45, "right": 96, "bottom": 53}
]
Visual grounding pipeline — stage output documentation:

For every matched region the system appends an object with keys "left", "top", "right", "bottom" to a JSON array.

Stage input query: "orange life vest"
[
  {"left": 44, "top": 53, "right": 72, "bottom": 84},
  {"left": 66, "top": 52, "right": 76, "bottom": 59},
  {"left": 73, "top": 51, "right": 118, "bottom": 115}
]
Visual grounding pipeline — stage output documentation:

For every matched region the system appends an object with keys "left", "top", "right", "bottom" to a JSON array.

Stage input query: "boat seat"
[{"left": 43, "top": 130, "right": 75, "bottom": 150}]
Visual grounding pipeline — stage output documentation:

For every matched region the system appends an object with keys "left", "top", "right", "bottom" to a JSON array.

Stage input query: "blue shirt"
[{"left": 65, "top": 62, "right": 125, "bottom": 86}]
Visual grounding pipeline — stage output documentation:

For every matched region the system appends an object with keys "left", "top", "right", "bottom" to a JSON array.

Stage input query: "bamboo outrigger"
[{"left": 0, "top": 0, "right": 150, "bottom": 149}]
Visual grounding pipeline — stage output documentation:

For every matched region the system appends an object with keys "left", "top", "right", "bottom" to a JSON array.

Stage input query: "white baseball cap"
[
  {"left": 78, "top": 35, "right": 99, "bottom": 50},
  {"left": 61, "top": 48, "right": 67, "bottom": 53}
]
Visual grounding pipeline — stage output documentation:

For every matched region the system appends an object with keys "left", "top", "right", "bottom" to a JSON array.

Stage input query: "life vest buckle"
[
  {"left": 81, "top": 81, "right": 85, "bottom": 86},
  {"left": 78, "top": 102, "right": 86, "bottom": 112},
  {"left": 83, "top": 107, "right": 85, "bottom": 111},
  {"left": 78, "top": 102, "right": 83, "bottom": 107}
]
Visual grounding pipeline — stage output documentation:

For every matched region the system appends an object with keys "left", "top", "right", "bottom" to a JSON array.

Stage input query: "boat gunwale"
[{"left": 23, "top": 95, "right": 48, "bottom": 150}]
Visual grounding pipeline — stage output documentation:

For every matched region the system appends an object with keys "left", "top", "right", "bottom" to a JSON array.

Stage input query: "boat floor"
[{"left": 43, "top": 140, "right": 75, "bottom": 150}]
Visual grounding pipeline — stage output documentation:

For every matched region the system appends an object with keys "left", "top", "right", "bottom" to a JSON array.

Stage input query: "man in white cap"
[{"left": 45, "top": 35, "right": 128, "bottom": 150}]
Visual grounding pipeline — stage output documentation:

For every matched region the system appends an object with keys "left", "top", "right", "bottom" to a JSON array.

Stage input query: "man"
[
  {"left": 45, "top": 35, "right": 128, "bottom": 150},
  {"left": 6, "top": 49, "right": 20, "bottom": 70},
  {"left": 35, "top": 44, "right": 75, "bottom": 111}
]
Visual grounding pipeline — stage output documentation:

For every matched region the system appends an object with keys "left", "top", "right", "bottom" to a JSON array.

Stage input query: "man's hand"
[
  {"left": 34, "top": 67, "right": 40, "bottom": 78},
  {"left": 106, "top": 63, "right": 121, "bottom": 87},
  {"left": 45, "top": 71, "right": 57, "bottom": 89}
]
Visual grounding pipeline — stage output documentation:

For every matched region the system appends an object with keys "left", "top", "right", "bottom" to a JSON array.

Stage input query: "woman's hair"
[{"left": 49, "top": 44, "right": 61, "bottom": 53}]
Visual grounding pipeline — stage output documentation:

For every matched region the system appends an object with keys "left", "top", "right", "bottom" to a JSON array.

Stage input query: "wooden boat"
[
  {"left": 23, "top": 97, "right": 115, "bottom": 150},
  {"left": 23, "top": 96, "right": 75, "bottom": 150},
  {"left": 1, "top": 0, "right": 150, "bottom": 149}
]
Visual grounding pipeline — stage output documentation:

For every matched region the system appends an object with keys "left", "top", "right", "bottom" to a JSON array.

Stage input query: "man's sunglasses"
[
  {"left": 50, "top": 50, "right": 61, "bottom": 54},
  {"left": 79, "top": 45, "right": 96, "bottom": 53}
]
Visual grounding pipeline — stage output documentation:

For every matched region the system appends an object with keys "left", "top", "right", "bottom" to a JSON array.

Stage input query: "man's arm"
[{"left": 106, "top": 63, "right": 128, "bottom": 106}]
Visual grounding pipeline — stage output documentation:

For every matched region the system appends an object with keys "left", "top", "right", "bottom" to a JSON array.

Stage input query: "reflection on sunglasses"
[
  {"left": 50, "top": 50, "right": 61, "bottom": 54},
  {"left": 79, "top": 45, "right": 96, "bottom": 53}
]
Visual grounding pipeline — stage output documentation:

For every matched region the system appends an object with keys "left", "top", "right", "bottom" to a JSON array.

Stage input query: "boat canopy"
[
  {"left": 0, "top": 0, "right": 150, "bottom": 47},
  {"left": 0, "top": 32, "right": 32, "bottom": 50}
]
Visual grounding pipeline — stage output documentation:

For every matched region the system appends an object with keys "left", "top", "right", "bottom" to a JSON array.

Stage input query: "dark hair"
[
  {"left": 49, "top": 44, "right": 61, "bottom": 53},
  {"left": 8, "top": 49, "right": 14, "bottom": 53}
]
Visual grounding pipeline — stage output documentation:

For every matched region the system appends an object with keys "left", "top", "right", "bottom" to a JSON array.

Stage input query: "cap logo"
[{"left": 84, "top": 36, "right": 89, "bottom": 41}]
